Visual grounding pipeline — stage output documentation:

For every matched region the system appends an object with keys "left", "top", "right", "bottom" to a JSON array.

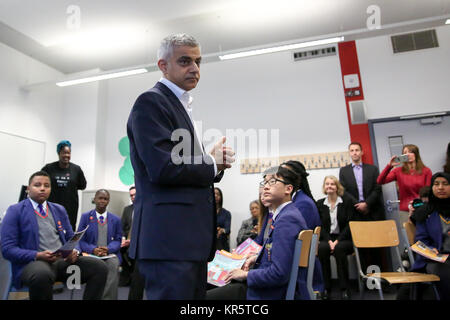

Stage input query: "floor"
[{"left": 51, "top": 279, "right": 397, "bottom": 300}]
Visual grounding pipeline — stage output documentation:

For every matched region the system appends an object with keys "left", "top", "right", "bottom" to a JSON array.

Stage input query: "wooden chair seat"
[{"left": 367, "top": 272, "right": 440, "bottom": 284}]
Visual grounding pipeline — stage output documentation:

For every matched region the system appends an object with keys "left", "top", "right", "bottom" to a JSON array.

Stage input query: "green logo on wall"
[{"left": 118, "top": 136, "right": 134, "bottom": 186}]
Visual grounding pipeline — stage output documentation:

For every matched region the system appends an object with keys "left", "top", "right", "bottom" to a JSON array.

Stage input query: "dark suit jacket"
[
  {"left": 127, "top": 81, "right": 222, "bottom": 262},
  {"left": 1, "top": 199, "right": 75, "bottom": 288},
  {"left": 339, "top": 163, "right": 385, "bottom": 220},
  {"left": 121, "top": 204, "right": 133, "bottom": 239},
  {"left": 316, "top": 196, "right": 355, "bottom": 242}
]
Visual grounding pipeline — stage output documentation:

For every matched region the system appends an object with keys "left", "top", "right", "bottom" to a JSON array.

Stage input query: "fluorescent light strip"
[
  {"left": 56, "top": 68, "right": 148, "bottom": 87},
  {"left": 219, "top": 36, "right": 344, "bottom": 60}
]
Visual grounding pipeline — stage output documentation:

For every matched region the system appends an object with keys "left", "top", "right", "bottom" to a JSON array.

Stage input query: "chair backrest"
[
  {"left": 285, "top": 229, "right": 312, "bottom": 300},
  {"left": 403, "top": 221, "right": 416, "bottom": 246},
  {"left": 298, "top": 230, "right": 313, "bottom": 267},
  {"left": 306, "top": 227, "right": 321, "bottom": 300},
  {"left": 349, "top": 220, "right": 399, "bottom": 248}
]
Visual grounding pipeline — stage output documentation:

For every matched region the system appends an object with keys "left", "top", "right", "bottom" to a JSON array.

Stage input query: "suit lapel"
[
  {"left": 346, "top": 165, "right": 358, "bottom": 191},
  {"left": 154, "top": 82, "right": 196, "bottom": 135},
  {"left": 362, "top": 164, "right": 370, "bottom": 197},
  {"left": 24, "top": 200, "right": 40, "bottom": 249},
  {"left": 47, "top": 203, "right": 66, "bottom": 243},
  {"left": 91, "top": 210, "right": 99, "bottom": 244},
  {"left": 106, "top": 212, "right": 113, "bottom": 245},
  {"left": 154, "top": 82, "right": 204, "bottom": 155}
]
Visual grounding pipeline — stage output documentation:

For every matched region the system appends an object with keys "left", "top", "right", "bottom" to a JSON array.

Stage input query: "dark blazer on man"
[
  {"left": 121, "top": 204, "right": 133, "bottom": 239},
  {"left": 339, "top": 163, "right": 385, "bottom": 221},
  {"left": 316, "top": 196, "right": 355, "bottom": 242},
  {"left": 127, "top": 81, "right": 222, "bottom": 263}
]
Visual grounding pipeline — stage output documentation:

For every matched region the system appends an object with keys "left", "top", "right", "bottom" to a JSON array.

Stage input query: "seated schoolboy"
[
  {"left": 1, "top": 171, "right": 107, "bottom": 300},
  {"left": 207, "top": 166, "right": 308, "bottom": 300},
  {"left": 77, "top": 189, "right": 122, "bottom": 300}
]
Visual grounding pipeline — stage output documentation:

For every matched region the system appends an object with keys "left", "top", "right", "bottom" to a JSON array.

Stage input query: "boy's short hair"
[{"left": 28, "top": 171, "right": 51, "bottom": 185}]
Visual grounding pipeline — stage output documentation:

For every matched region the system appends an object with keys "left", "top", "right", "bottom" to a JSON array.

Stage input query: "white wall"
[
  {"left": 357, "top": 26, "right": 450, "bottom": 119},
  {"left": 0, "top": 42, "right": 64, "bottom": 216}
]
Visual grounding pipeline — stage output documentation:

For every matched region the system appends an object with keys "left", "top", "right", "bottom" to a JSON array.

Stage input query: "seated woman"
[
  {"left": 77, "top": 189, "right": 122, "bottom": 300},
  {"left": 411, "top": 172, "right": 450, "bottom": 300},
  {"left": 215, "top": 187, "right": 232, "bottom": 251},
  {"left": 207, "top": 165, "right": 308, "bottom": 300},
  {"left": 317, "top": 175, "right": 355, "bottom": 300},
  {"left": 236, "top": 200, "right": 260, "bottom": 246}
]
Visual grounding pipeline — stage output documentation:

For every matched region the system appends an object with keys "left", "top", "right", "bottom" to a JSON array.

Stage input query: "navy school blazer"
[
  {"left": 247, "top": 203, "right": 308, "bottom": 300},
  {"left": 412, "top": 211, "right": 445, "bottom": 271},
  {"left": 127, "top": 81, "right": 222, "bottom": 262},
  {"left": 77, "top": 210, "right": 122, "bottom": 263},
  {"left": 1, "top": 199, "right": 75, "bottom": 288}
]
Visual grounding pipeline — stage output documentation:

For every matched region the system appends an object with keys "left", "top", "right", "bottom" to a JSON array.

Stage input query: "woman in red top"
[{"left": 377, "top": 144, "right": 432, "bottom": 224}]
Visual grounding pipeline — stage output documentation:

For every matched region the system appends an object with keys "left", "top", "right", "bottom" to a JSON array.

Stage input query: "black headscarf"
[{"left": 414, "top": 172, "right": 450, "bottom": 223}]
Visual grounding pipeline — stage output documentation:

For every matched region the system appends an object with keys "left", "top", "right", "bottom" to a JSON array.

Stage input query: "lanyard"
[{"left": 34, "top": 205, "right": 49, "bottom": 219}]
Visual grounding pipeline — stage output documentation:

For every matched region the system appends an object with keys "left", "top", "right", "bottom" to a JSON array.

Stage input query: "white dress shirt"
[{"left": 323, "top": 196, "right": 343, "bottom": 235}]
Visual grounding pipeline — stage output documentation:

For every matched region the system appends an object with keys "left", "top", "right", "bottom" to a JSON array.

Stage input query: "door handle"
[{"left": 386, "top": 200, "right": 400, "bottom": 205}]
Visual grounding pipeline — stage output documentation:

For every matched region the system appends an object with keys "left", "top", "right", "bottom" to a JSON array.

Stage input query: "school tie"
[
  {"left": 37, "top": 204, "right": 44, "bottom": 215},
  {"left": 99, "top": 215, "right": 104, "bottom": 224}
]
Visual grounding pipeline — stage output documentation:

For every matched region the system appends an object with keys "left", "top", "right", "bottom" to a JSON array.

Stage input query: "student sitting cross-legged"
[
  {"left": 77, "top": 189, "right": 122, "bottom": 300},
  {"left": 1, "top": 171, "right": 107, "bottom": 300},
  {"left": 207, "top": 165, "right": 308, "bottom": 300}
]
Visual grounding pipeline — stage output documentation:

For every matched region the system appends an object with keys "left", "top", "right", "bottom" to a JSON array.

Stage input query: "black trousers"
[
  {"left": 206, "top": 281, "right": 247, "bottom": 300},
  {"left": 318, "top": 235, "right": 354, "bottom": 291},
  {"left": 128, "top": 260, "right": 145, "bottom": 300},
  {"left": 426, "top": 259, "right": 450, "bottom": 300},
  {"left": 20, "top": 256, "right": 108, "bottom": 300},
  {"left": 138, "top": 259, "right": 207, "bottom": 300}
]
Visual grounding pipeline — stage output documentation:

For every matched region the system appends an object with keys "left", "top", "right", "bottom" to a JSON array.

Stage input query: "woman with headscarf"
[
  {"left": 42, "top": 140, "right": 87, "bottom": 230},
  {"left": 410, "top": 172, "right": 450, "bottom": 300}
]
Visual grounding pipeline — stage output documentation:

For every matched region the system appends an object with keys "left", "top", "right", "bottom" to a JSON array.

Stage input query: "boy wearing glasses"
[{"left": 208, "top": 166, "right": 308, "bottom": 299}]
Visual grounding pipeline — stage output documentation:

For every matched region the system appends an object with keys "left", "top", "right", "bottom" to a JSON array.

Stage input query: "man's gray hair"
[{"left": 157, "top": 33, "right": 200, "bottom": 60}]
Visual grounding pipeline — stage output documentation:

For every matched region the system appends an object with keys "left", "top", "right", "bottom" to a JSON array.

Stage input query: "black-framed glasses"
[{"left": 259, "top": 178, "right": 288, "bottom": 188}]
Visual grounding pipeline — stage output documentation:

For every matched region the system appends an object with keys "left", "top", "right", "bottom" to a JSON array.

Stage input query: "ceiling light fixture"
[
  {"left": 56, "top": 68, "right": 148, "bottom": 87},
  {"left": 219, "top": 36, "right": 344, "bottom": 60}
]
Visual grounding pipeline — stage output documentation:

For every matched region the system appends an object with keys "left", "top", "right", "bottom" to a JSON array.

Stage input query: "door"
[{"left": 370, "top": 113, "right": 450, "bottom": 270}]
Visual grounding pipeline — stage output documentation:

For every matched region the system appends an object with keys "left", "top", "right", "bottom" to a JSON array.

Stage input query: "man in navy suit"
[
  {"left": 1, "top": 171, "right": 107, "bottom": 300},
  {"left": 127, "top": 33, "right": 235, "bottom": 300}
]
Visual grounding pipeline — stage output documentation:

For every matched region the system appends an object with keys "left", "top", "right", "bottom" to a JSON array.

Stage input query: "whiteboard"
[{"left": 0, "top": 131, "right": 46, "bottom": 216}]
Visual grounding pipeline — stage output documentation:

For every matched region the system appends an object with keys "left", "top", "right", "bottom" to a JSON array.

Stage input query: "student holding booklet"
[
  {"left": 1, "top": 171, "right": 107, "bottom": 300},
  {"left": 207, "top": 166, "right": 308, "bottom": 300},
  {"left": 411, "top": 172, "right": 450, "bottom": 300}
]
